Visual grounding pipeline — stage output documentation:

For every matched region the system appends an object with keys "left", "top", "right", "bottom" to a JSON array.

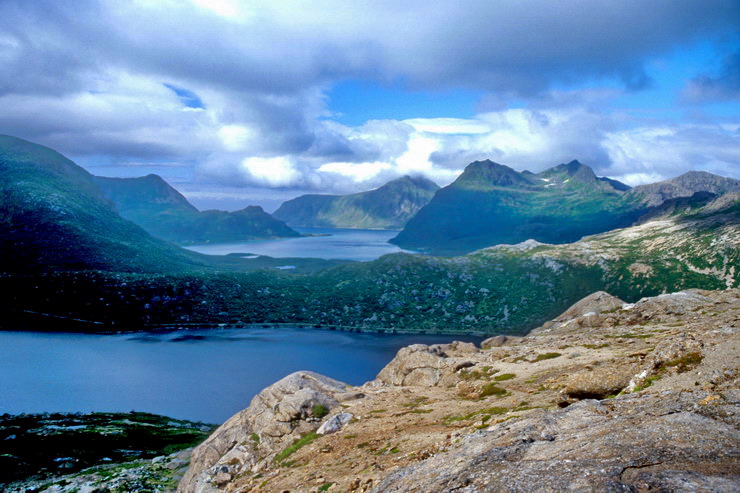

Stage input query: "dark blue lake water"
[
  {"left": 0, "top": 328, "right": 481, "bottom": 423},
  {"left": 184, "top": 227, "right": 413, "bottom": 261}
]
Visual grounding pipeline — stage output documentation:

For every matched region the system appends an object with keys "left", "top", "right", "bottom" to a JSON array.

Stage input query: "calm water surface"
[
  {"left": 185, "top": 227, "right": 413, "bottom": 261},
  {"left": 0, "top": 328, "right": 480, "bottom": 423}
]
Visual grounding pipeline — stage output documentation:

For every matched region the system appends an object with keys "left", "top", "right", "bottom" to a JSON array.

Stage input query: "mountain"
[
  {"left": 0, "top": 135, "right": 215, "bottom": 273},
  {"left": 273, "top": 175, "right": 439, "bottom": 229},
  {"left": 627, "top": 170, "right": 740, "bottom": 206},
  {"left": 8, "top": 192, "right": 736, "bottom": 333},
  {"left": 94, "top": 175, "right": 299, "bottom": 244},
  {"left": 0, "top": 135, "right": 338, "bottom": 276},
  {"left": 391, "top": 159, "right": 739, "bottom": 255},
  {"left": 391, "top": 160, "right": 635, "bottom": 254}
]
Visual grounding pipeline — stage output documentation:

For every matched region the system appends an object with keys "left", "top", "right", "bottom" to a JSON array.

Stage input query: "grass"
[
  {"left": 459, "top": 367, "right": 498, "bottom": 380},
  {"left": 532, "top": 352, "right": 561, "bottom": 362},
  {"left": 633, "top": 351, "right": 704, "bottom": 393},
  {"left": 444, "top": 406, "right": 508, "bottom": 425},
  {"left": 312, "top": 404, "right": 330, "bottom": 419},
  {"left": 663, "top": 352, "right": 703, "bottom": 372},
  {"left": 478, "top": 383, "right": 508, "bottom": 398},
  {"left": 274, "top": 432, "right": 319, "bottom": 463},
  {"left": 402, "top": 396, "right": 429, "bottom": 408},
  {"left": 493, "top": 373, "right": 516, "bottom": 381},
  {"left": 318, "top": 482, "right": 334, "bottom": 491},
  {"left": 249, "top": 433, "right": 260, "bottom": 443},
  {"left": 605, "top": 333, "right": 652, "bottom": 339},
  {"left": 632, "top": 374, "right": 662, "bottom": 392},
  {"left": 582, "top": 343, "right": 609, "bottom": 349}
]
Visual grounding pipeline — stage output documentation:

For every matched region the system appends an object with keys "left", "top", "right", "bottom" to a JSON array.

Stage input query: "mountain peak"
[
  {"left": 455, "top": 159, "right": 530, "bottom": 187},
  {"left": 386, "top": 174, "right": 440, "bottom": 192},
  {"left": 630, "top": 170, "right": 740, "bottom": 206},
  {"left": 541, "top": 160, "right": 597, "bottom": 182}
]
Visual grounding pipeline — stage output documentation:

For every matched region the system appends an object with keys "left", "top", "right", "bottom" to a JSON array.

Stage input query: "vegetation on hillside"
[
  {"left": 273, "top": 175, "right": 439, "bottom": 229},
  {"left": 95, "top": 175, "right": 300, "bottom": 245}
]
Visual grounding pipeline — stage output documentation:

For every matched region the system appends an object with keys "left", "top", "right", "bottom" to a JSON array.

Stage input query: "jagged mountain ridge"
[
  {"left": 94, "top": 175, "right": 300, "bottom": 245},
  {"left": 391, "top": 159, "right": 739, "bottom": 255},
  {"left": 273, "top": 175, "right": 439, "bottom": 229}
]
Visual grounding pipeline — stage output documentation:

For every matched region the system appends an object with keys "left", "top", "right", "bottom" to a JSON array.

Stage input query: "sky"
[{"left": 1, "top": 0, "right": 739, "bottom": 212}]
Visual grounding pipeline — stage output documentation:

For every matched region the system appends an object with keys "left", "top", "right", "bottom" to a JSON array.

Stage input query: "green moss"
[
  {"left": 274, "top": 432, "right": 319, "bottom": 463},
  {"left": 479, "top": 383, "right": 508, "bottom": 398},
  {"left": 632, "top": 374, "right": 662, "bottom": 392},
  {"left": 663, "top": 352, "right": 703, "bottom": 372},
  {"left": 249, "top": 433, "right": 260, "bottom": 444},
  {"left": 493, "top": 373, "right": 516, "bottom": 381},
  {"left": 532, "top": 352, "right": 561, "bottom": 362},
  {"left": 318, "top": 482, "right": 334, "bottom": 491},
  {"left": 311, "top": 404, "right": 330, "bottom": 419}
]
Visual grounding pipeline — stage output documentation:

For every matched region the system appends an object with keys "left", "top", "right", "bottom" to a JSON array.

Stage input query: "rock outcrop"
[
  {"left": 178, "top": 288, "right": 739, "bottom": 492},
  {"left": 373, "top": 390, "right": 739, "bottom": 492},
  {"left": 180, "top": 371, "right": 354, "bottom": 492}
]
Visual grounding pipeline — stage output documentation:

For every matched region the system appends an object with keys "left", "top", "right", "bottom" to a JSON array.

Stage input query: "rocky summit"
[{"left": 178, "top": 288, "right": 739, "bottom": 492}]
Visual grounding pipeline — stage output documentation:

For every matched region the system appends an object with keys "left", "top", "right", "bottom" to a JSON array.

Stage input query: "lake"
[
  {"left": 0, "top": 328, "right": 481, "bottom": 424},
  {"left": 185, "top": 227, "right": 414, "bottom": 261}
]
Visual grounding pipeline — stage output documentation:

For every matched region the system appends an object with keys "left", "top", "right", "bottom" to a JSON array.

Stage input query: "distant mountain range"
[
  {"left": 390, "top": 159, "right": 740, "bottom": 254},
  {"left": 6, "top": 190, "right": 737, "bottom": 333},
  {"left": 1, "top": 134, "right": 737, "bottom": 334},
  {"left": 273, "top": 175, "right": 439, "bottom": 229},
  {"left": 94, "top": 175, "right": 299, "bottom": 245}
]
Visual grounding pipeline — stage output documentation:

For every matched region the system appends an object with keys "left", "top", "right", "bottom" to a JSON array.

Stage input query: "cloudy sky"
[{"left": 1, "top": 0, "right": 739, "bottom": 211}]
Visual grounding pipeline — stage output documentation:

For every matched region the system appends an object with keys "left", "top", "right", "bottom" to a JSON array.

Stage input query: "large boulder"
[
  {"left": 376, "top": 342, "right": 479, "bottom": 387},
  {"left": 559, "top": 362, "right": 638, "bottom": 406},
  {"left": 532, "top": 291, "right": 625, "bottom": 334},
  {"left": 179, "top": 371, "right": 351, "bottom": 493}
]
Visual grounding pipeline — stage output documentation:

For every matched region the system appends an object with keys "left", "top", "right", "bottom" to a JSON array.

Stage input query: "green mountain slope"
[
  {"left": 7, "top": 193, "right": 736, "bottom": 334},
  {"left": 273, "top": 175, "right": 439, "bottom": 229},
  {"left": 391, "top": 159, "right": 738, "bottom": 255},
  {"left": 0, "top": 135, "right": 337, "bottom": 275},
  {"left": 0, "top": 135, "right": 214, "bottom": 273},
  {"left": 94, "top": 175, "right": 299, "bottom": 244}
]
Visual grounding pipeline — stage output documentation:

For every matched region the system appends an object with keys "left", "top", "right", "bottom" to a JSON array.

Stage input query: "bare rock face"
[
  {"left": 532, "top": 291, "right": 625, "bottom": 334},
  {"left": 372, "top": 390, "right": 739, "bottom": 492},
  {"left": 178, "top": 371, "right": 350, "bottom": 493},
  {"left": 376, "top": 342, "right": 480, "bottom": 387},
  {"left": 316, "top": 412, "right": 353, "bottom": 435},
  {"left": 480, "top": 335, "right": 508, "bottom": 348}
]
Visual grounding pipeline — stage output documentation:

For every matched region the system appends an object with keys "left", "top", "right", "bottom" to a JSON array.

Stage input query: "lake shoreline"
[{"left": 5, "top": 309, "right": 498, "bottom": 337}]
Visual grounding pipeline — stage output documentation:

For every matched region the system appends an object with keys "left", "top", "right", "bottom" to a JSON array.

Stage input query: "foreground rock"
[
  {"left": 181, "top": 371, "right": 358, "bottom": 492},
  {"left": 374, "top": 390, "right": 738, "bottom": 492},
  {"left": 179, "top": 288, "right": 739, "bottom": 492}
]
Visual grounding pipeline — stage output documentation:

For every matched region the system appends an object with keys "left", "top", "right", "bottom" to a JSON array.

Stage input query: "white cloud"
[
  {"left": 240, "top": 156, "right": 301, "bottom": 187},
  {"left": 0, "top": 0, "right": 737, "bottom": 204},
  {"left": 318, "top": 161, "right": 392, "bottom": 181}
]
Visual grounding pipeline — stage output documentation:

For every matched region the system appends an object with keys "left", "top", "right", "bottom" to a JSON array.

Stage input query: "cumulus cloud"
[
  {"left": 240, "top": 156, "right": 302, "bottom": 187},
  {"left": 0, "top": 0, "right": 738, "bottom": 204}
]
